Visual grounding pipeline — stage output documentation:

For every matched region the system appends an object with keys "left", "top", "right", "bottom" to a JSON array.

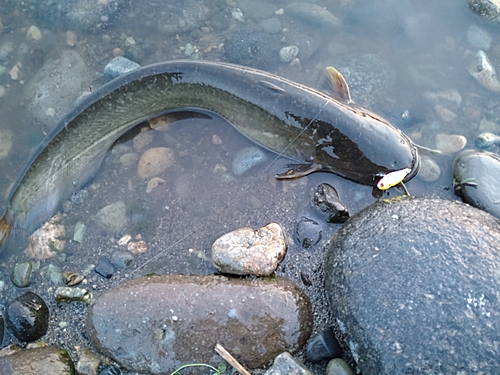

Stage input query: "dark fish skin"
[{"left": 0, "top": 60, "right": 419, "bottom": 247}]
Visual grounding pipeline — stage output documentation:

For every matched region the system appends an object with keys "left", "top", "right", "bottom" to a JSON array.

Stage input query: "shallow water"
[{"left": 0, "top": 0, "right": 497, "bottom": 373}]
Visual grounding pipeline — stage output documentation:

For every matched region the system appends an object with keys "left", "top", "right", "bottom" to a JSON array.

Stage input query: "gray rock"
[
  {"left": 285, "top": 3, "right": 341, "bottom": 31},
  {"left": 469, "top": 0, "right": 500, "bottom": 23},
  {"left": 0, "top": 42, "right": 13, "bottom": 62},
  {"left": 237, "top": 0, "right": 277, "bottom": 22},
  {"left": 466, "top": 25, "right": 492, "bottom": 50},
  {"left": 264, "top": 352, "right": 312, "bottom": 375},
  {"left": 73, "top": 221, "right": 86, "bottom": 243},
  {"left": 325, "top": 196, "right": 500, "bottom": 374},
  {"left": 76, "top": 347, "right": 100, "bottom": 375},
  {"left": 24, "top": 48, "right": 94, "bottom": 131},
  {"left": 212, "top": 222, "right": 286, "bottom": 276},
  {"left": 306, "top": 327, "right": 342, "bottom": 363},
  {"left": 260, "top": 18, "right": 282, "bottom": 34},
  {"left": 416, "top": 154, "right": 440, "bottom": 182},
  {"left": 326, "top": 358, "right": 354, "bottom": 375},
  {"left": 36, "top": 0, "right": 128, "bottom": 32},
  {"left": 453, "top": 149, "right": 500, "bottom": 219},
  {"left": 224, "top": 30, "right": 280, "bottom": 70},
  {"left": 87, "top": 275, "right": 312, "bottom": 372},
  {"left": 95, "top": 201, "right": 128, "bottom": 233},
  {"left": 10, "top": 261, "right": 32, "bottom": 288},
  {"left": 0, "top": 345, "right": 75, "bottom": 375},
  {"left": 103, "top": 56, "right": 140, "bottom": 80},
  {"left": 232, "top": 146, "right": 268, "bottom": 175},
  {"left": 110, "top": 250, "right": 134, "bottom": 269},
  {"left": 280, "top": 45, "right": 299, "bottom": 63},
  {"left": 95, "top": 256, "right": 115, "bottom": 279}
]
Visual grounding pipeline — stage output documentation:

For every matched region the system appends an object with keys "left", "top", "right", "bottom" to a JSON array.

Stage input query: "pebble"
[
  {"left": 326, "top": 358, "right": 354, "bottom": 375},
  {"left": 46, "top": 264, "right": 63, "bottom": 284},
  {"left": 285, "top": 3, "right": 341, "bottom": 31},
  {"left": 137, "top": 147, "right": 174, "bottom": 179},
  {"left": 279, "top": 45, "right": 299, "bottom": 63},
  {"left": 224, "top": 30, "right": 278, "bottom": 69},
  {"left": 466, "top": 25, "right": 491, "bottom": 50},
  {"left": 76, "top": 347, "right": 101, "bottom": 375},
  {"left": 95, "top": 201, "right": 128, "bottom": 233},
  {"left": 475, "top": 132, "right": 500, "bottom": 149},
  {"left": 232, "top": 7, "right": 245, "bottom": 22},
  {"left": 0, "top": 41, "right": 14, "bottom": 61},
  {"left": 312, "top": 183, "right": 350, "bottom": 223},
  {"left": 110, "top": 250, "right": 134, "bottom": 269},
  {"left": 0, "top": 129, "right": 13, "bottom": 160},
  {"left": 146, "top": 177, "right": 165, "bottom": 193},
  {"left": 264, "top": 352, "right": 312, "bottom": 375},
  {"left": 11, "top": 261, "right": 33, "bottom": 288},
  {"left": 95, "top": 256, "right": 115, "bottom": 279},
  {"left": 87, "top": 275, "right": 312, "bottom": 372},
  {"left": 306, "top": 327, "right": 342, "bottom": 363},
  {"left": 435, "top": 133, "right": 467, "bottom": 154},
  {"left": 260, "top": 18, "right": 282, "bottom": 34},
  {"left": 417, "top": 155, "right": 441, "bottom": 182},
  {"left": 325, "top": 196, "right": 500, "bottom": 374},
  {"left": 62, "top": 271, "right": 84, "bottom": 286},
  {"left": 24, "top": 214, "right": 66, "bottom": 260},
  {"left": 5, "top": 292, "right": 49, "bottom": 342},
  {"left": 55, "top": 286, "right": 92, "bottom": 303},
  {"left": 0, "top": 345, "right": 75, "bottom": 375},
  {"left": 119, "top": 152, "right": 138, "bottom": 167},
  {"left": 184, "top": 43, "right": 195, "bottom": 57},
  {"left": 73, "top": 221, "right": 86, "bottom": 243},
  {"left": 294, "top": 217, "right": 322, "bottom": 248},
  {"left": 103, "top": 56, "right": 141, "bottom": 80},
  {"left": 9, "top": 64, "right": 20, "bottom": 80},
  {"left": 212, "top": 222, "right": 286, "bottom": 276},
  {"left": 127, "top": 240, "right": 147, "bottom": 254},
  {"left": 434, "top": 104, "right": 457, "bottom": 122},
  {"left": 232, "top": 146, "right": 268, "bottom": 175},
  {"left": 465, "top": 49, "right": 500, "bottom": 92},
  {"left": 65, "top": 30, "right": 77, "bottom": 47},
  {"left": 423, "top": 89, "right": 462, "bottom": 109},
  {"left": 26, "top": 25, "right": 42, "bottom": 41}
]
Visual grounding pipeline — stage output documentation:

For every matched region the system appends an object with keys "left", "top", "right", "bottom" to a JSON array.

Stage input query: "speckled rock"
[
  {"left": 0, "top": 345, "right": 75, "bottom": 375},
  {"left": 264, "top": 352, "right": 312, "bottom": 375},
  {"left": 325, "top": 196, "right": 500, "bottom": 374},
  {"left": 469, "top": 0, "right": 500, "bottom": 23},
  {"left": 87, "top": 275, "right": 312, "bottom": 373},
  {"left": 104, "top": 56, "right": 141, "bottom": 80},
  {"left": 5, "top": 292, "right": 49, "bottom": 342},
  {"left": 453, "top": 149, "right": 500, "bottom": 218},
  {"left": 24, "top": 213, "right": 66, "bottom": 260},
  {"left": 212, "top": 222, "right": 286, "bottom": 276}
]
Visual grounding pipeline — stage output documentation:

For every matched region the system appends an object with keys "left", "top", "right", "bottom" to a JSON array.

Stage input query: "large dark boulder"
[{"left": 325, "top": 196, "right": 500, "bottom": 374}]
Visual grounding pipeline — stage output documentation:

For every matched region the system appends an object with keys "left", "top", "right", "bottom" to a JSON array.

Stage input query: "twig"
[{"left": 214, "top": 343, "right": 252, "bottom": 375}]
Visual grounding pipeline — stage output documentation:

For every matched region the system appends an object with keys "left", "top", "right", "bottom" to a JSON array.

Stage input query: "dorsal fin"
[{"left": 319, "top": 66, "right": 352, "bottom": 103}]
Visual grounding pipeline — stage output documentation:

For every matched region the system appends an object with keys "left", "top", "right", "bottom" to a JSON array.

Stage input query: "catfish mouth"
[{"left": 403, "top": 145, "right": 420, "bottom": 183}]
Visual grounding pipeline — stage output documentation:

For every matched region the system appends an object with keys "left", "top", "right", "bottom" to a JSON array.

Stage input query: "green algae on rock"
[{"left": 87, "top": 275, "right": 312, "bottom": 373}]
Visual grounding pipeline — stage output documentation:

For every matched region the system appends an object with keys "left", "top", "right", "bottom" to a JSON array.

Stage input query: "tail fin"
[{"left": 0, "top": 215, "right": 12, "bottom": 249}]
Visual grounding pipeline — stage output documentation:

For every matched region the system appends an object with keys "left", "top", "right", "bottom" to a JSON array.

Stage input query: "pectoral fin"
[
  {"left": 319, "top": 66, "right": 353, "bottom": 103},
  {"left": 275, "top": 163, "right": 322, "bottom": 179}
]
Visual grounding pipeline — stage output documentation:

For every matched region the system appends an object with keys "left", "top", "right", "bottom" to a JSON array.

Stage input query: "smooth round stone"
[
  {"left": 11, "top": 261, "right": 33, "bottom": 288},
  {"left": 232, "top": 146, "right": 268, "bottom": 176},
  {"left": 5, "top": 292, "right": 49, "bottom": 342},
  {"left": 260, "top": 17, "right": 282, "bottom": 34},
  {"left": 95, "top": 256, "right": 115, "bottom": 279},
  {"left": 435, "top": 133, "right": 467, "bottom": 154},
  {"left": 416, "top": 155, "right": 440, "bottom": 182},
  {"left": 453, "top": 149, "right": 500, "bottom": 218},
  {"left": 285, "top": 2, "right": 341, "bottom": 31},
  {"left": 110, "top": 250, "right": 134, "bottom": 269},
  {"left": 87, "top": 275, "right": 312, "bottom": 373},
  {"left": 325, "top": 196, "right": 500, "bottom": 374},
  {"left": 95, "top": 201, "right": 128, "bottom": 233},
  {"left": 0, "top": 345, "right": 75, "bottom": 375}
]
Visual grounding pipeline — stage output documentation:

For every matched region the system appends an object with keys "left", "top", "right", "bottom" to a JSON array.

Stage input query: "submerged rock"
[
  {"left": 469, "top": 0, "right": 500, "bottom": 23},
  {"left": 264, "top": 352, "right": 312, "bottom": 375},
  {"left": 453, "top": 149, "right": 500, "bottom": 218},
  {"left": 0, "top": 345, "right": 75, "bottom": 375},
  {"left": 285, "top": 3, "right": 341, "bottom": 31},
  {"left": 325, "top": 196, "right": 500, "bottom": 374},
  {"left": 87, "top": 275, "right": 312, "bottom": 373}
]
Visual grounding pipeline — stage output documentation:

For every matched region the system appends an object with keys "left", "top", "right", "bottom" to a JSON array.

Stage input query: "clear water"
[{"left": 0, "top": 0, "right": 497, "bottom": 372}]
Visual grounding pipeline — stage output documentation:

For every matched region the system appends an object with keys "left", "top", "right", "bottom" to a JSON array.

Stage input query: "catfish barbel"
[{"left": 0, "top": 60, "right": 419, "bottom": 247}]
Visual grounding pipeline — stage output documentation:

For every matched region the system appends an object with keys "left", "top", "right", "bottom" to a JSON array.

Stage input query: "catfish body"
[{"left": 0, "top": 60, "right": 419, "bottom": 247}]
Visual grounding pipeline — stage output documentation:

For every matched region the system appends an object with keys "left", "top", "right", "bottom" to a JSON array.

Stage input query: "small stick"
[{"left": 214, "top": 343, "right": 252, "bottom": 375}]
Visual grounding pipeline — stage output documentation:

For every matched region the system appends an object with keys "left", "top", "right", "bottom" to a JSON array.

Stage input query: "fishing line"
[{"left": 124, "top": 100, "right": 330, "bottom": 281}]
